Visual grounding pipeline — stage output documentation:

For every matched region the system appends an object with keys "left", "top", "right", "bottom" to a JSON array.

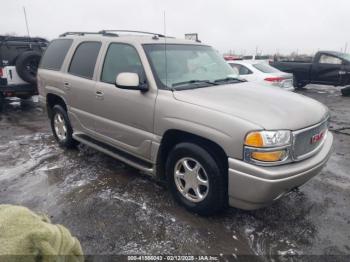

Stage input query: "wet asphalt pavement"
[{"left": 0, "top": 85, "right": 349, "bottom": 260}]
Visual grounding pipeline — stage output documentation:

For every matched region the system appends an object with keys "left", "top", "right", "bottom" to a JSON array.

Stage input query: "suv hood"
[{"left": 173, "top": 83, "right": 328, "bottom": 130}]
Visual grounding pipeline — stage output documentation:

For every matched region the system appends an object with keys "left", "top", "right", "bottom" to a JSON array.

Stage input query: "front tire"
[
  {"left": 166, "top": 142, "right": 227, "bottom": 215},
  {"left": 50, "top": 105, "right": 78, "bottom": 148}
]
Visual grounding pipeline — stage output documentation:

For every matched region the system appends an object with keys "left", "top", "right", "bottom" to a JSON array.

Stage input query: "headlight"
[
  {"left": 244, "top": 130, "right": 292, "bottom": 165},
  {"left": 245, "top": 130, "right": 291, "bottom": 147}
]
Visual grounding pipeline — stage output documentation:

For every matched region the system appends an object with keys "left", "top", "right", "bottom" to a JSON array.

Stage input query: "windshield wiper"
[
  {"left": 214, "top": 77, "right": 246, "bottom": 84},
  {"left": 172, "top": 80, "right": 218, "bottom": 88}
]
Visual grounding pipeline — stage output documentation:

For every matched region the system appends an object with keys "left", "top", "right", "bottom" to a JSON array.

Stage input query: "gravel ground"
[{"left": 0, "top": 85, "right": 349, "bottom": 261}]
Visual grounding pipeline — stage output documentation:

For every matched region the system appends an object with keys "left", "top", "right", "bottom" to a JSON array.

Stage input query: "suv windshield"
[{"left": 143, "top": 44, "right": 238, "bottom": 89}]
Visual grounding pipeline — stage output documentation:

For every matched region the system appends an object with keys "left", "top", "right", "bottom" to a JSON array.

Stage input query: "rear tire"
[
  {"left": 293, "top": 75, "right": 306, "bottom": 89},
  {"left": 341, "top": 86, "right": 350, "bottom": 96},
  {"left": 50, "top": 105, "right": 78, "bottom": 148},
  {"left": 166, "top": 142, "right": 227, "bottom": 215}
]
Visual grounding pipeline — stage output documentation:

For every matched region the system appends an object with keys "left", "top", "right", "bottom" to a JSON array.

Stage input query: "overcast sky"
[{"left": 1, "top": 0, "right": 349, "bottom": 55}]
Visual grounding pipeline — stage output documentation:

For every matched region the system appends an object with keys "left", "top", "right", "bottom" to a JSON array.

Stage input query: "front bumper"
[{"left": 228, "top": 132, "right": 333, "bottom": 210}]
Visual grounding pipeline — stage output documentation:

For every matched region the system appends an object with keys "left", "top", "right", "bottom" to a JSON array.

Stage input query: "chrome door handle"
[
  {"left": 63, "top": 82, "right": 71, "bottom": 90},
  {"left": 339, "top": 70, "right": 347, "bottom": 75},
  {"left": 95, "top": 91, "right": 104, "bottom": 99}
]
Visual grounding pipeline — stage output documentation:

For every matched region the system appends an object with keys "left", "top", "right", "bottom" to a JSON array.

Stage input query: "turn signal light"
[
  {"left": 251, "top": 150, "right": 287, "bottom": 162},
  {"left": 245, "top": 132, "right": 264, "bottom": 147}
]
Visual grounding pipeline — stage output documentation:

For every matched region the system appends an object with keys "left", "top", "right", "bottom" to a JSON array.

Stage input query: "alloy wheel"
[{"left": 174, "top": 157, "right": 209, "bottom": 203}]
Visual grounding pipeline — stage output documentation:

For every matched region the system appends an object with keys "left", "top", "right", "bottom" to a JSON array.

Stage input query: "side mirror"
[{"left": 115, "top": 72, "right": 148, "bottom": 91}]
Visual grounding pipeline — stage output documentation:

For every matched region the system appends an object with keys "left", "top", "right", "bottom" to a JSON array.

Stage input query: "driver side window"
[
  {"left": 319, "top": 55, "right": 342, "bottom": 65},
  {"left": 101, "top": 43, "right": 144, "bottom": 84}
]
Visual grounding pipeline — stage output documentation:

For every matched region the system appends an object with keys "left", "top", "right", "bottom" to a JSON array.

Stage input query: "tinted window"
[
  {"left": 253, "top": 63, "right": 280, "bottom": 73},
  {"left": 239, "top": 65, "right": 252, "bottom": 75},
  {"left": 319, "top": 55, "right": 342, "bottom": 65},
  {"left": 69, "top": 42, "right": 101, "bottom": 79},
  {"left": 229, "top": 63, "right": 241, "bottom": 75},
  {"left": 40, "top": 39, "right": 73, "bottom": 70},
  {"left": 229, "top": 63, "right": 252, "bottom": 75},
  {"left": 101, "top": 43, "right": 143, "bottom": 84}
]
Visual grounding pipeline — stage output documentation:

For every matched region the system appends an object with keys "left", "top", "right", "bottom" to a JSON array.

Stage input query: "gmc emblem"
[{"left": 310, "top": 130, "right": 325, "bottom": 144}]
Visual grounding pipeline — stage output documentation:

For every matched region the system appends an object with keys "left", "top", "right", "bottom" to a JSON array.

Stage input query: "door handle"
[
  {"left": 95, "top": 90, "right": 104, "bottom": 99},
  {"left": 339, "top": 70, "right": 347, "bottom": 75},
  {"left": 63, "top": 82, "right": 71, "bottom": 90}
]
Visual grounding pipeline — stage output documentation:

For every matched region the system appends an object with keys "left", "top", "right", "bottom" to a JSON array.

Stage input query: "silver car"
[{"left": 38, "top": 30, "right": 333, "bottom": 215}]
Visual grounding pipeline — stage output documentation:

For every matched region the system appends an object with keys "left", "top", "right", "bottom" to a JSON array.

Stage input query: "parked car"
[
  {"left": 0, "top": 35, "right": 48, "bottom": 100},
  {"left": 38, "top": 30, "right": 333, "bottom": 215},
  {"left": 227, "top": 60, "right": 294, "bottom": 91},
  {"left": 270, "top": 51, "right": 350, "bottom": 91}
]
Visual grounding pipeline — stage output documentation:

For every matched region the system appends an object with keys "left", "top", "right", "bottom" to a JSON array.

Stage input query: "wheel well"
[
  {"left": 46, "top": 94, "right": 67, "bottom": 118},
  {"left": 156, "top": 130, "right": 228, "bottom": 180}
]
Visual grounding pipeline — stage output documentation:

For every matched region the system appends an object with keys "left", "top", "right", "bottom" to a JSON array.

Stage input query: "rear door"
[
  {"left": 93, "top": 42, "right": 157, "bottom": 160},
  {"left": 311, "top": 54, "right": 342, "bottom": 85},
  {"left": 38, "top": 38, "right": 73, "bottom": 100},
  {"left": 63, "top": 41, "right": 102, "bottom": 135}
]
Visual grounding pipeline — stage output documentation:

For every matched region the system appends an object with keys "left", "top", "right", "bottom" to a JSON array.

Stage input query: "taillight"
[
  {"left": 0, "top": 68, "right": 3, "bottom": 78},
  {"left": 264, "top": 77, "right": 284, "bottom": 82}
]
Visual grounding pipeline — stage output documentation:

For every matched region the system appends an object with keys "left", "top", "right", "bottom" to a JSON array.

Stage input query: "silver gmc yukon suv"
[{"left": 38, "top": 31, "right": 333, "bottom": 215}]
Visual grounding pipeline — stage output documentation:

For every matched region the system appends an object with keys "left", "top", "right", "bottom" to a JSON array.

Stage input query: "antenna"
[
  {"left": 163, "top": 11, "right": 168, "bottom": 89},
  {"left": 23, "top": 7, "right": 30, "bottom": 37}
]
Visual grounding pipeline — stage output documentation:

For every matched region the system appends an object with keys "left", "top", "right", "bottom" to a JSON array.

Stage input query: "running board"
[{"left": 73, "top": 134, "right": 154, "bottom": 174}]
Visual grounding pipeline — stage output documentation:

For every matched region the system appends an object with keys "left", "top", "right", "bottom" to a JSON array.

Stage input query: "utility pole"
[
  {"left": 23, "top": 7, "right": 30, "bottom": 37},
  {"left": 345, "top": 42, "right": 348, "bottom": 53}
]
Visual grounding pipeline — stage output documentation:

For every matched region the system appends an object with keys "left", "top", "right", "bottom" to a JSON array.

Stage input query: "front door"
[
  {"left": 312, "top": 54, "right": 342, "bottom": 85},
  {"left": 93, "top": 43, "right": 156, "bottom": 160}
]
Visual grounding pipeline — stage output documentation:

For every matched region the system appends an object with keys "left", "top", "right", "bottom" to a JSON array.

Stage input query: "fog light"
[{"left": 251, "top": 150, "right": 287, "bottom": 162}]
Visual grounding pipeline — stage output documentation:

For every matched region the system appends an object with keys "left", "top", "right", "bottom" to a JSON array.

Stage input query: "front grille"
[{"left": 293, "top": 119, "right": 328, "bottom": 160}]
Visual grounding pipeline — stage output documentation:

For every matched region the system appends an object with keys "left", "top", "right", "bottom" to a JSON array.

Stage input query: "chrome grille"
[{"left": 293, "top": 120, "right": 328, "bottom": 160}]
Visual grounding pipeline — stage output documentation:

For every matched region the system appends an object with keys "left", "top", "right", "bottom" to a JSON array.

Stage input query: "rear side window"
[
  {"left": 68, "top": 42, "right": 101, "bottom": 79},
  {"left": 101, "top": 43, "right": 143, "bottom": 84},
  {"left": 40, "top": 39, "right": 73, "bottom": 70},
  {"left": 229, "top": 63, "right": 252, "bottom": 75},
  {"left": 253, "top": 63, "right": 280, "bottom": 73}
]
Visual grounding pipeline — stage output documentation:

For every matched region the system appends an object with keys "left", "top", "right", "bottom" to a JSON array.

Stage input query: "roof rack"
[
  {"left": 59, "top": 32, "right": 107, "bottom": 37},
  {"left": 59, "top": 30, "right": 173, "bottom": 39},
  {"left": 98, "top": 30, "right": 166, "bottom": 38},
  {"left": 0, "top": 35, "right": 49, "bottom": 43}
]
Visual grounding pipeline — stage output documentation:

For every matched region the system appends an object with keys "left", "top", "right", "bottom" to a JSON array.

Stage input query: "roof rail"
[
  {"left": 59, "top": 30, "right": 172, "bottom": 39},
  {"left": 98, "top": 30, "right": 167, "bottom": 38},
  {"left": 0, "top": 35, "right": 49, "bottom": 43},
  {"left": 59, "top": 32, "right": 117, "bottom": 37}
]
